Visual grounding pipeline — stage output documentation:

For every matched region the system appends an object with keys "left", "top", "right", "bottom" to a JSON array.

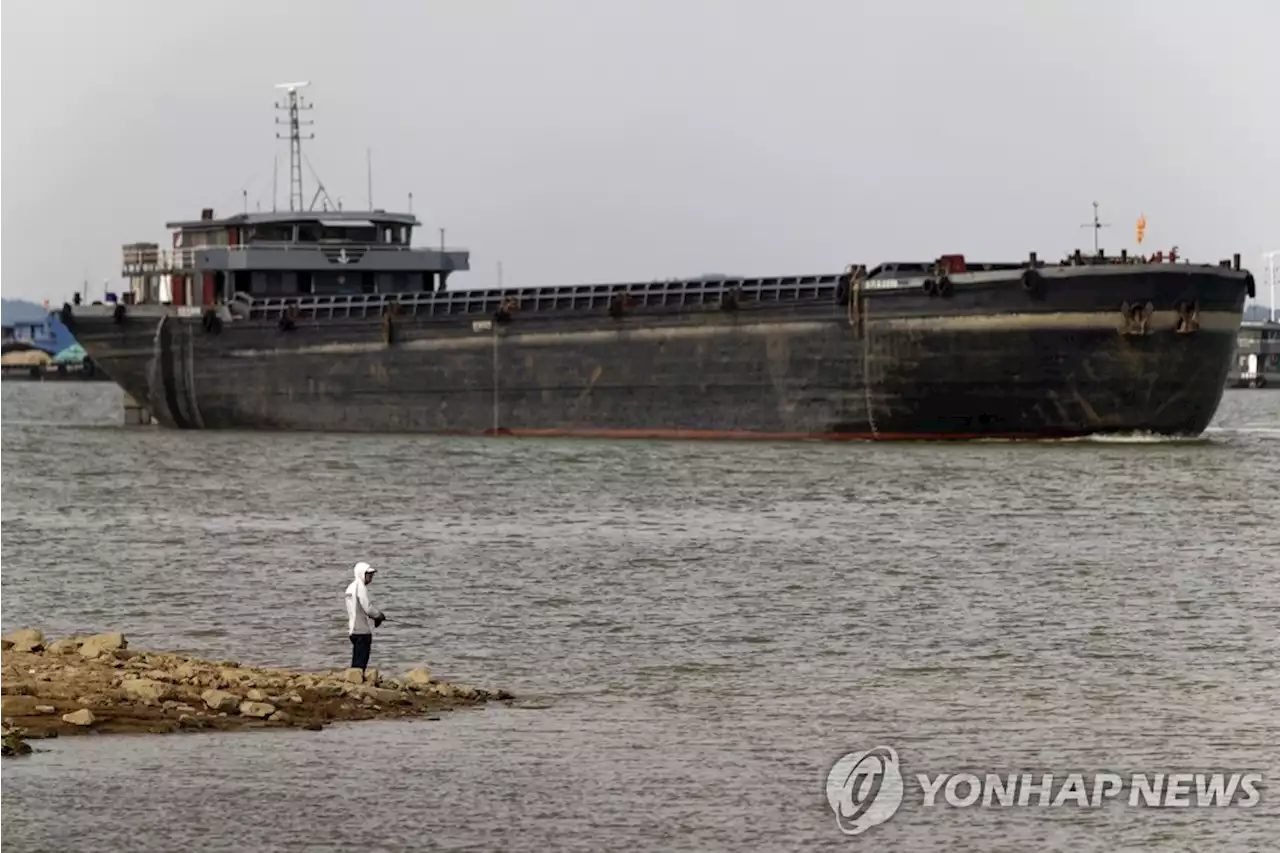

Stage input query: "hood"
[{"left": 353, "top": 561, "right": 375, "bottom": 582}]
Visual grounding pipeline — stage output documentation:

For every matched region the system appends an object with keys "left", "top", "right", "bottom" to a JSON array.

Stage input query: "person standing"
[{"left": 345, "top": 561, "right": 385, "bottom": 672}]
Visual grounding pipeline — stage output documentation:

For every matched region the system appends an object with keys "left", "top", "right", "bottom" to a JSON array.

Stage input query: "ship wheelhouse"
[{"left": 120, "top": 208, "right": 469, "bottom": 307}]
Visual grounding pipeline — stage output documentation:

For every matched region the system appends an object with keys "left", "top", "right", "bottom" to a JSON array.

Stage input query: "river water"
[{"left": 2, "top": 381, "right": 1278, "bottom": 852}]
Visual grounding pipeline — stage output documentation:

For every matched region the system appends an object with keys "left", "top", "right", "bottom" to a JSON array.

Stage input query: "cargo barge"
[
  {"left": 1228, "top": 320, "right": 1280, "bottom": 388},
  {"left": 61, "top": 87, "right": 1256, "bottom": 440}
]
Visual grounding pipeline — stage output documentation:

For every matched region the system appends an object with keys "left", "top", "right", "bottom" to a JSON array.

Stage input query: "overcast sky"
[{"left": 2, "top": 0, "right": 1278, "bottom": 307}]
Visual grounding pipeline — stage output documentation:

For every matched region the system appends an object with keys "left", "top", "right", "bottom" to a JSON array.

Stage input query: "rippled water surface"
[{"left": 3, "top": 382, "right": 1279, "bottom": 852}]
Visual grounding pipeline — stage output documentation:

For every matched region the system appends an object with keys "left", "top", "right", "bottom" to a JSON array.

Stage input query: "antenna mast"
[
  {"left": 274, "top": 81, "right": 313, "bottom": 212},
  {"left": 1079, "top": 201, "right": 1111, "bottom": 253}
]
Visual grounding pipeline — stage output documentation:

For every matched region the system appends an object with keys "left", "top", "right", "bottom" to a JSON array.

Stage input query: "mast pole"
[
  {"left": 1079, "top": 201, "right": 1110, "bottom": 254},
  {"left": 274, "top": 81, "right": 313, "bottom": 212}
]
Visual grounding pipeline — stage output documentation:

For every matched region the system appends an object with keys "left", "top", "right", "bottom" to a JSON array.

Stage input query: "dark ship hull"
[{"left": 66, "top": 262, "right": 1253, "bottom": 439}]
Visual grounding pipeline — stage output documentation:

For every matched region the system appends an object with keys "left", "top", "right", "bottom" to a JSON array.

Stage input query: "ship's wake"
[
  {"left": 965, "top": 433, "right": 1213, "bottom": 445},
  {"left": 1205, "top": 425, "right": 1280, "bottom": 439}
]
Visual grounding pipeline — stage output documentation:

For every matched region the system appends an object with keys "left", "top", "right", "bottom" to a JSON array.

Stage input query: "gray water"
[{"left": 2, "top": 381, "right": 1278, "bottom": 852}]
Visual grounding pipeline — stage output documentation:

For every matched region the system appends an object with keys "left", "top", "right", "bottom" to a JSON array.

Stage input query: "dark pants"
[{"left": 349, "top": 633, "right": 372, "bottom": 671}]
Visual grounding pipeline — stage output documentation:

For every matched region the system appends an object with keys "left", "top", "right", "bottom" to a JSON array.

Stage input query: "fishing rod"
[{"left": 378, "top": 616, "right": 429, "bottom": 630}]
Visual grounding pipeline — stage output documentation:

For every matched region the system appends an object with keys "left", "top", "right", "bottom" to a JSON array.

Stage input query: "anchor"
[
  {"left": 1174, "top": 301, "right": 1200, "bottom": 334},
  {"left": 1119, "top": 301, "right": 1155, "bottom": 336}
]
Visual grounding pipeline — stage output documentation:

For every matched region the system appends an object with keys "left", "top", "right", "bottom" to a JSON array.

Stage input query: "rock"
[
  {"left": 302, "top": 721, "right": 323, "bottom": 731},
  {"left": 453, "top": 685, "right": 479, "bottom": 701},
  {"left": 78, "top": 633, "right": 127, "bottom": 660},
  {"left": 4, "top": 629, "right": 45, "bottom": 653},
  {"left": 172, "top": 663, "right": 200, "bottom": 682},
  {"left": 268, "top": 710, "right": 291, "bottom": 723},
  {"left": 428, "top": 682, "right": 456, "bottom": 698},
  {"left": 144, "top": 669, "right": 173, "bottom": 682},
  {"left": 173, "top": 704, "right": 197, "bottom": 715},
  {"left": 360, "top": 687, "right": 405, "bottom": 705},
  {"left": 45, "top": 638, "right": 83, "bottom": 656},
  {"left": 246, "top": 688, "right": 268, "bottom": 702},
  {"left": 314, "top": 682, "right": 346, "bottom": 698},
  {"left": 201, "top": 689, "right": 241, "bottom": 713},
  {"left": 62, "top": 709, "right": 95, "bottom": 726},
  {"left": 0, "top": 640, "right": 12, "bottom": 651},
  {"left": 218, "top": 667, "right": 246, "bottom": 686},
  {"left": 122, "top": 678, "right": 170, "bottom": 703},
  {"left": 238, "top": 701, "right": 275, "bottom": 718},
  {"left": 177, "top": 714, "right": 204, "bottom": 729},
  {"left": 404, "top": 667, "right": 433, "bottom": 686},
  {"left": 2, "top": 724, "right": 33, "bottom": 756},
  {"left": 35, "top": 705, "right": 56, "bottom": 715},
  {"left": 364, "top": 669, "right": 380, "bottom": 686},
  {"left": 0, "top": 681, "right": 34, "bottom": 697},
  {"left": 286, "top": 693, "right": 303, "bottom": 704},
  {"left": 342, "top": 668, "right": 364, "bottom": 684},
  {"left": 1, "top": 696, "right": 42, "bottom": 716}
]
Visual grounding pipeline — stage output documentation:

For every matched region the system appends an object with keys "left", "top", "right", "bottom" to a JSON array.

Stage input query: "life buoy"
[
  {"left": 1021, "top": 269, "right": 1040, "bottom": 290},
  {"left": 201, "top": 309, "right": 222, "bottom": 335},
  {"left": 608, "top": 293, "right": 633, "bottom": 319},
  {"left": 278, "top": 303, "right": 299, "bottom": 332},
  {"left": 922, "top": 278, "right": 938, "bottom": 297},
  {"left": 112, "top": 303, "right": 126, "bottom": 324},
  {"left": 494, "top": 296, "right": 520, "bottom": 322}
]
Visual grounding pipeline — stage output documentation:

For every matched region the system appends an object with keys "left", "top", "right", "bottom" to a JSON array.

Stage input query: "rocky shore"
[{"left": 1, "top": 628, "right": 512, "bottom": 749}]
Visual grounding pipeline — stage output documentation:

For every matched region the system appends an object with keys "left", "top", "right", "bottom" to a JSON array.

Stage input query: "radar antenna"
[
  {"left": 1079, "top": 201, "right": 1111, "bottom": 253},
  {"left": 274, "top": 81, "right": 313, "bottom": 212}
]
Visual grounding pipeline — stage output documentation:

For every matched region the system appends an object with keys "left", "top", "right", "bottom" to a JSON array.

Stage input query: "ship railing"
[
  {"left": 218, "top": 242, "right": 458, "bottom": 253},
  {"left": 121, "top": 244, "right": 459, "bottom": 276},
  {"left": 241, "top": 274, "right": 845, "bottom": 322},
  {"left": 119, "top": 249, "right": 204, "bottom": 274}
]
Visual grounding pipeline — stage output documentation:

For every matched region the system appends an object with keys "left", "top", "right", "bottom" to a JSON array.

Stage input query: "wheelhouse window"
[
  {"left": 248, "top": 225, "right": 294, "bottom": 243},
  {"left": 315, "top": 219, "right": 378, "bottom": 243}
]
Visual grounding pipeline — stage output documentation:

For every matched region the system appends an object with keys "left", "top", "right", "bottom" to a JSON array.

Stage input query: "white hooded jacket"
[{"left": 345, "top": 562, "right": 384, "bottom": 635}]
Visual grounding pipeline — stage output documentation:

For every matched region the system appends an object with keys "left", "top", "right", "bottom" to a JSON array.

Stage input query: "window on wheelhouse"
[{"left": 318, "top": 221, "right": 377, "bottom": 243}]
